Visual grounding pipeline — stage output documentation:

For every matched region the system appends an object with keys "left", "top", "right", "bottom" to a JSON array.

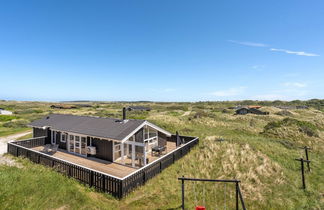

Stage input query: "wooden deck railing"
[{"left": 7, "top": 135, "right": 199, "bottom": 198}]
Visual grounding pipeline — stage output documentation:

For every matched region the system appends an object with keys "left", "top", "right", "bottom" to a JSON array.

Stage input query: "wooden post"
[
  {"left": 121, "top": 143, "right": 125, "bottom": 165},
  {"left": 132, "top": 144, "right": 135, "bottom": 168},
  {"left": 304, "top": 146, "right": 311, "bottom": 172},
  {"left": 181, "top": 175, "right": 185, "bottom": 210},
  {"left": 90, "top": 170, "right": 94, "bottom": 187},
  {"left": 236, "top": 182, "right": 239, "bottom": 210},
  {"left": 299, "top": 146, "right": 311, "bottom": 172},
  {"left": 301, "top": 159, "right": 305, "bottom": 189},
  {"left": 295, "top": 158, "right": 311, "bottom": 190}
]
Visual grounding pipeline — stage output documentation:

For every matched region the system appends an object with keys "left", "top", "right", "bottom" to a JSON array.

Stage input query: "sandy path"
[
  {"left": 182, "top": 111, "right": 191, "bottom": 116},
  {"left": 0, "top": 131, "right": 32, "bottom": 156}
]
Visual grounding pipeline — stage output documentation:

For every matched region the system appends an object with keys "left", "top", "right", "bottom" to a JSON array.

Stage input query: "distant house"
[
  {"left": 235, "top": 108, "right": 249, "bottom": 115},
  {"left": 127, "top": 106, "right": 151, "bottom": 111},
  {"left": 296, "top": 105, "right": 309, "bottom": 109},
  {"left": 50, "top": 104, "right": 77, "bottom": 109},
  {"left": 236, "top": 108, "right": 269, "bottom": 115},
  {"left": 228, "top": 105, "right": 243, "bottom": 110},
  {"left": 247, "top": 105, "right": 262, "bottom": 109},
  {"left": 75, "top": 104, "right": 92, "bottom": 108},
  {"left": 0, "top": 108, "right": 13, "bottom": 115}
]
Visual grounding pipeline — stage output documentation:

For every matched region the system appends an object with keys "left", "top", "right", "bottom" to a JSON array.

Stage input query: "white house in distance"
[{"left": 0, "top": 108, "right": 13, "bottom": 115}]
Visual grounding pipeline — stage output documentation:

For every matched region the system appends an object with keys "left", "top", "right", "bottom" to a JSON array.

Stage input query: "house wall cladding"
[
  {"left": 55, "top": 131, "right": 67, "bottom": 150},
  {"left": 91, "top": 138, "right": 113, "bottom": 162},
  {"left": 33, "top": 127, "right": 51, "bottom": 144},
  {"left": 158, "top": 132, "right": 167, "bottom": 147}
]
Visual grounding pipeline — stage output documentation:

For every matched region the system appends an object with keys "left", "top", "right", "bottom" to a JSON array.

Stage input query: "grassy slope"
[{"left": 0, "top": 101, "right": 323, "bottom": 209}]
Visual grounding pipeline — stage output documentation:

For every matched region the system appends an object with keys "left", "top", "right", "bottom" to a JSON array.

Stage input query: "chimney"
[{"left": 122, "top": 107, "right": 126, "bottom": 120}]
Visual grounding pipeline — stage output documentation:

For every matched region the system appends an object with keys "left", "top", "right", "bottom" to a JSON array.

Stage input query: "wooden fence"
[{"left": 7, "top": 135, "right": 199, "bottom": 198}]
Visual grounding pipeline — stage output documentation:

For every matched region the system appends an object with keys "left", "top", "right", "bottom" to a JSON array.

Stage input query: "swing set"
[{"left": 178, "top": 176, "right": 246, "bottom": 210}]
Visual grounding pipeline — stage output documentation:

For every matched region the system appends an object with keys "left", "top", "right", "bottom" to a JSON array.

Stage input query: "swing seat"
[{"left": 195, "top": 206, "right": 206, "bottom": 210}]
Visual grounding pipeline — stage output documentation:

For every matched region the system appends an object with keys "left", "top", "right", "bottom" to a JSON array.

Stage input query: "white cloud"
[
  {"left": 228, "top": 40, "right": 319, "bottom": 57},
  {"left": 251, "top": 65, "right": 265, "bottom": 71},
  {"left": 252, "top": 94, "right": 287, "bottom": 101},
  {"left": 228, "top": 40, "right": 268, "bottom": 47},
  {"left": 283, "top": 82, "right": 307, "bottom": 88},
  {"left": 210, "top": 87, "right": 246, "bottom": 97},
  {"left": 270, "top": 48, "right": 319, "bottom": 57}
]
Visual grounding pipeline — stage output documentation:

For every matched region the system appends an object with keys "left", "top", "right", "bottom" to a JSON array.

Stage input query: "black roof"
[{"left": 29, "top": 114, "right": 145, "bottom": 141}]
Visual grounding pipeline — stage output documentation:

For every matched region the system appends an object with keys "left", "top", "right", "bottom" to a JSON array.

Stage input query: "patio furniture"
[
  {"left": 151, "top": 145, "right": 166, "bottom": 156},
  {"left": 41, "top": 144, "right": 51, "bottom": 153},
  {"left": 50, "top": 144, "right": 59, "bottom": 153}
]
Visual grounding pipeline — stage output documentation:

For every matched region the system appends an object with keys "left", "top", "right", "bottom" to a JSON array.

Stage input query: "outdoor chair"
[
  {"left": 41, "top": 144, "right": 51, "bottom": 153},
  {"left": 50, "top": 144, "right": 59, "bottom": 154}
]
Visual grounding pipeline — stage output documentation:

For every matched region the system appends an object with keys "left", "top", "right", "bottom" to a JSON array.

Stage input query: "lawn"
[{"left": 0, "top": 100, "right": 323, "bottom": 209}]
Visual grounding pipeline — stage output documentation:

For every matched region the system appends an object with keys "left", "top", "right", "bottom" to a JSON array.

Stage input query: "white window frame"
[{"left": 61, "top": 133, "right": 67, "bottom": 143}]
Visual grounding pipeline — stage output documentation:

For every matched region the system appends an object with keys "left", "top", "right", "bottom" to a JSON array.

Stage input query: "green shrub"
[
  {"left": 276, "top": 110, "right": 293, "bottom": 116},
  {"left": 263, "top": 118, "right": 319, "bottom": 137},
  {"left": 168, "top": 111, "right": 182, "bottom": 117},
  {"left": 193, "top": 110, "right": 211, "bottom": 119},
  {"left": 0, "top": 115, "right": 17, "bottom": 122},
  {"left": 14, "top": 109, "right": 43, "bottom": 114},
  {"left": 165, "top": 105, "right": 189, "bottom": 111},
  {"left": 3, "top": 119, "right": 29, "bottom": 128}
]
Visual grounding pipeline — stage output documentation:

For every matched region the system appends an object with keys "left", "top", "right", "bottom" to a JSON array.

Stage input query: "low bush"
[
  {"left": 263, "top": 118, "right": 319, "bottom": 137},
  {"left": 3, "top": 119, "right": 29, "bottom": 128},
  {"left": 0, "top": 115, "right": 17, "bottom": 122},
  {"left": 276, "top": 110, "right": 293, "bottom": 116}
]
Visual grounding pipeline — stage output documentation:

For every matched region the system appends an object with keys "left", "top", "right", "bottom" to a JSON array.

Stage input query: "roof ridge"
[{"left": 47, "top": 113, "right": 145, "bottom": 122}]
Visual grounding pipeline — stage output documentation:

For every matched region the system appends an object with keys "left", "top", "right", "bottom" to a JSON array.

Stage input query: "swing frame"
[{"left": 178, "top": 176, "right": 246, "bottom": 210}]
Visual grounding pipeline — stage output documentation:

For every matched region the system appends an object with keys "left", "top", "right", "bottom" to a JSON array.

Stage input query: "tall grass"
[{"left": 0, "top": 101, "right": 323, "bottom": 209}]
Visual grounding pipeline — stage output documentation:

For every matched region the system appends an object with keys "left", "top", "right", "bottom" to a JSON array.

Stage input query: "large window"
[
  {"left": 61, "top": 133, "right": 67, "bottom": 143},
  {"left": 144, "top": 126, "right": 157, "bottom": 139},
  {"left": 114, "top": 142, "right": 121, "bottom": 160},
  {"left": 69, "top": 135, "right": 75, "bottom": 152}
]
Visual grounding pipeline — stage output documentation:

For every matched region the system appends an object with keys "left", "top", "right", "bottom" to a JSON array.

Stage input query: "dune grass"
[{"left": 0, "top": 101, "right": 323, "bottom": 209}]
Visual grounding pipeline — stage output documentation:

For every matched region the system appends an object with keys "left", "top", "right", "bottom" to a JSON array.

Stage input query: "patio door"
[
  {"left": 69, "top": 135, "right": 75, "bottom": 152},
  {"left": 67, "top": 134, "right": 87, "bottom": 157},
  {"left": 81, "top": 137, "right": 87, "bottom": 156}
]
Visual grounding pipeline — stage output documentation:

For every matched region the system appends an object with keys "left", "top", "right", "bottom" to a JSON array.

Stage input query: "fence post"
[
  {"left": 301, "top": 159, "right": 305, "bottom": 189},
  {"left": 181, "top": 176, "right": 185, "bottom": 210},
  {"left": 236, "top": 182, "right": 239, "bottom": 210},
  {"left": 102, "top": 175, "right": 106, "bottom": 192},
  {"left": 143, "top": 170, "right": 146, "bottom": 183},
  {"left": 304, "top": 147, "right": 311, "bottom": 172},
  {"left": 90, "top": 170, "right": 94, "bottom": 187},
  {"left": 119, "top": 179, "right": 123, "bottom": 199}
]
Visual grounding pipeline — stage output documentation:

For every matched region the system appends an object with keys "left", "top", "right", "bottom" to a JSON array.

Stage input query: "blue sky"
[{"left": 0, "top": 0, "right": 323, "bottom": 102}]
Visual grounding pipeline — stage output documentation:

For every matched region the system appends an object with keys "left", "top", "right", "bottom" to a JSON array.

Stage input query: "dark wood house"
[
  {"left": 235, "top": 108, "right": 269, "bottom": 115},
  {"left": 127, "top": 106, "right": 151, "bottom": 111},
  {"left": 29, "top": 113, "right": 171, "bottom": 167}
]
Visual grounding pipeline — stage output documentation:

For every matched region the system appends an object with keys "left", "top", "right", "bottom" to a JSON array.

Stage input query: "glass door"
[
  {"left": 75, "top": 136, "right": 80, "bottom": 154},
  {"left": 69, "top": 135, "right": 75, "bottom": 152},
  {"left": 81, "top": 137, "right": 87, "bottom": 156}
]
